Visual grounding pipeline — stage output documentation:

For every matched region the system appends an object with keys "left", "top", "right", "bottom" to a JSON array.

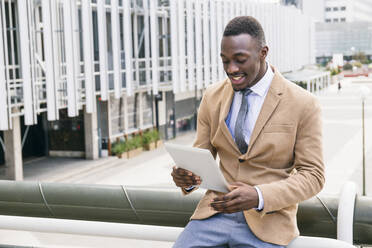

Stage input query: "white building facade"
[
  {"left": 325, "top": 0, "right": 372, "bottom": 23},
  {"left": 0, "top": 0, "right": 315, "bottom": 179}
]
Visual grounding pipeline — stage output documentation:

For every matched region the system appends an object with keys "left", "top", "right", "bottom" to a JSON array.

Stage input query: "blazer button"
[{"left": 238, "top": 159, "right": 245, "bottom": 163}]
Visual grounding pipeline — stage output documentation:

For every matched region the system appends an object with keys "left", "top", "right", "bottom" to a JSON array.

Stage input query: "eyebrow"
[{"left": 220, "top": 52, "right": 249, "bottom": 57}]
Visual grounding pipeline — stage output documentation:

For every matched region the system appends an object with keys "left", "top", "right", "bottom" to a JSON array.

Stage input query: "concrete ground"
[{"left": 1, "top": 77, "right": 372, "bottom": 247}]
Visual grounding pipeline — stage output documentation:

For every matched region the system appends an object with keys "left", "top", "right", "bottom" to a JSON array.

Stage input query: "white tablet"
[{"left": 165, "top": 143, "right": 229, "bottom": 193}]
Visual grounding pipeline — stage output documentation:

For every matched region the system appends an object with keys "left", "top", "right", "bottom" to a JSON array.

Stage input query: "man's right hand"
[{"left": 171, "top": 166, "right": 202, "bottom": 188}]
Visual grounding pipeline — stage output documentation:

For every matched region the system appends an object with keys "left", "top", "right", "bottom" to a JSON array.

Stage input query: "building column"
[
  {"left": 307, "top": 80, "right": 310, "bottom": 92},
  {"left": 311, "top": 80, "right": 315, "bottom": 93},
  {"left": 84, "top": 109, "right": 99, "bottom": 160},
  {"left": 4, "top": 116, "right": 23, "bottom": 180}
]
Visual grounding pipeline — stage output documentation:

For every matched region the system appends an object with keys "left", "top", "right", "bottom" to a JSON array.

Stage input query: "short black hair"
[{"left": 223, "top": 16, "right": 266, "bottom": 48}]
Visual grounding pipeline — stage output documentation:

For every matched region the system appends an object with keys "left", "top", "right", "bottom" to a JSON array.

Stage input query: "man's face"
[{"left": 220, "top": 34, "right": 267, "bottom": 91}]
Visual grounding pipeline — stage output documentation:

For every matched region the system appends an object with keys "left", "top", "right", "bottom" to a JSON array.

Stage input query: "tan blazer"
[{"left": 187, "top": 66, "right": 325, "bottom": 246}]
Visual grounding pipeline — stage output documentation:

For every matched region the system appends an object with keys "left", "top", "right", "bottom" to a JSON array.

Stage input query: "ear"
[{"left": 260, "top": 46, "right": 269, "bottom": 60}]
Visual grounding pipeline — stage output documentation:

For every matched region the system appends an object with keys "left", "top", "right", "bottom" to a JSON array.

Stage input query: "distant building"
[
  {"left": 315, "top": 22, "right": 372, "bottom": 63},
  {"left": 0, "top": 0, "right": 319, "bottom": 180},
  {"left": 324, "top": 0, "right": 372, "bottom": 23},
  {"left": 315, "top": 0, "right": 372, "bottom": 63}
]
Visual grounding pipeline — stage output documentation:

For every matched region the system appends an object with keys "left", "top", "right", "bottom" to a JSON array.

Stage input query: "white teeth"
[{"left": 232, "top": 76, "right": 242, "bottom": 80}]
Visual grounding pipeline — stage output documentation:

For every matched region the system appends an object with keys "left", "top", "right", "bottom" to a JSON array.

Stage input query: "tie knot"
[{"left": 242, "top": 88, "right": 252, "bottom": 96}]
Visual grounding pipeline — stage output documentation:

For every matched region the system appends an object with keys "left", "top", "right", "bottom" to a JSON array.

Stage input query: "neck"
[
  {"left": 254, "top": 62, "right": 268, "bottom": 84},
  {"left": 238, "top": 62, "right": 267, "bottom": 92}
]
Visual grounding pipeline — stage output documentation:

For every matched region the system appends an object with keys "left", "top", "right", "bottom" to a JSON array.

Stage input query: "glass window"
[
  {"left": 110, "top": 95, "right": 125, "bottom": 136},
  {"left": 127, "top": 93, "right": 140, "bottom": 130},
  {"left": 325, "top": 7, "right": 331, "bottom": 11},
  {"left": 142, "top": 93, "right": 153, "bottom": 127},
  {"left": 341, "top": 18, "right": 346, "bottom": 22},
  {"left": 341, "top": 6, "right": 346, "bottom": 11},
  {"left": 333, "top": 18, "right": 339, "bottom": 22},
  {"left": 333, "top": 7, "right": 338, "bottom": 11},
  {"left": 325, "top": 19, "right": 331, "bottom": 23}
]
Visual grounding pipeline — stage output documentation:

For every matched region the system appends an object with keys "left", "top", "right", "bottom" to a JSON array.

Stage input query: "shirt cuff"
[
  {"left": 184, "top": 186, "right": 195, "bottom": 192},
  {"left": 254, "top": 186, "right": 264, "bottom": 211}
]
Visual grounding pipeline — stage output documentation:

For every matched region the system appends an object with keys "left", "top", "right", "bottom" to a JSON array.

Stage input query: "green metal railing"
[{"left": 0, "top": 180, "right": 371, "bottom": 245}]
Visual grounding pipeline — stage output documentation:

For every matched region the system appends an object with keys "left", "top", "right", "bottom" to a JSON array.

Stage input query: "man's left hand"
[{"left": 210, "top": 182, "right": 259, "bottom": 213}]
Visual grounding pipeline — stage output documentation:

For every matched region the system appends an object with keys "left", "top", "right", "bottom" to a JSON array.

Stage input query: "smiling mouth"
[{"left": 229, "top": 74, "right": 246, "bottom": 84}]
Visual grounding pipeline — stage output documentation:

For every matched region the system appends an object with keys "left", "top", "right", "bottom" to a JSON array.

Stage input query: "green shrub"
[
  {"left": 142, "top": 131, "right": 153, "bottom": 145},
  {"left": 343, "top": 63, "right": 352, "bottom": 70},
  {"left": 112, "top": 142, "right": 126, "bottom": 155},
  {"left": 151, "top": 129, "right": 160, "bottom": 142},
  {"left": 330, "top": 68, "right": 340, "bottom": 76},
  {"left": 132, "top": 135, "right": 142, "bottom": 149}
]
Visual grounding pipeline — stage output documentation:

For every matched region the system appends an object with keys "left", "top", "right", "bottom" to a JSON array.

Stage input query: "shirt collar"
[{"left": 245, "top": 62, "right": 274, "bottom": 97}]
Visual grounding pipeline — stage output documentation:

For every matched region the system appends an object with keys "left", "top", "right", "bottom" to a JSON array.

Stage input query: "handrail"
[
  {"left": 337, "top": 181, "right": 357, "bottom": 243},
  {"left": 0, "top": 181, "right": 370, "bottom": 244}
]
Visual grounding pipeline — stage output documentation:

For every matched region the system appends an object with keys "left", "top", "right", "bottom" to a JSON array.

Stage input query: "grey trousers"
[{"left": 173, "top": 212, "right": 284, "bottom": 248}]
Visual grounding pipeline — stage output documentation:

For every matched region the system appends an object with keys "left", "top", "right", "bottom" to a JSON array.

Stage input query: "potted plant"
[
  {"left": 112, "top": 142, "right": 126, "bottom": 158},
  {"left": 126, "top": 135, "right": 143, "bottom": 158},
  {"left": 142, "top": 130, "right": 156, "bottom": 151}
]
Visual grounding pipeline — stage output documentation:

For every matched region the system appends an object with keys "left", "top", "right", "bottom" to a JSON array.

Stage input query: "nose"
[{"left": 226, "top": 62, "right": 239, "bottom": 74}]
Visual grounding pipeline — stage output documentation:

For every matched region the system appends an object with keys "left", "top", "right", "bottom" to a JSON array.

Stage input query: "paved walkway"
[{"left": 1, "top": 78, "right": 372, "bottom": 247}]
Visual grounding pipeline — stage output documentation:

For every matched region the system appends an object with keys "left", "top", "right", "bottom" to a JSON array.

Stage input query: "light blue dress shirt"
[{"left": 225, "top": 63, "right": 274, "bottom": 211}]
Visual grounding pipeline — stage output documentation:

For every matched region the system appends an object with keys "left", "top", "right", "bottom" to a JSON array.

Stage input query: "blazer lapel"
[
  {"left": 218, "top": 80, "right": 240, "bottom": 153},
  {"left": 246, "top": 69, "right": 285, "bottom": 155}
]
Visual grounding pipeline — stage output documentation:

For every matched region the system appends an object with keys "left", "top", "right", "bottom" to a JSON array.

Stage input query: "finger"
[
  {"left": 176, "top": 168, "right": 201, "bottom": 179},
  {"left": 210, "top": 201, "right": 242, "bottom": 213},
  {"left": 175, "top": 167, "right": 193, "bottom": 176},
  {"left": 171, "top": 175, "right": 202, "bottom": 188},
  {"left": 171, "top": 173, "right": 202, "bottom": 184},
  {"left": 212, "top": 195, "right": 227, "bottom": 202},
  {"left": 222, "top": 187, "right": 241, "bottom": 201},
  {"left": 210, "top": 197, "right": 241, "bottom": 210}
]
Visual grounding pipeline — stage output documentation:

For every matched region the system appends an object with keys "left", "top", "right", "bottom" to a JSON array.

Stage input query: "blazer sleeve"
[
  {"left": 256, "top": 97, "right": 325, "bottom": 215},
  {"left": 193, "top": 91, "right": 217, "bottom": 157},
  {"left": 181, "top": 91, "right": 217, "bottom": 195}
]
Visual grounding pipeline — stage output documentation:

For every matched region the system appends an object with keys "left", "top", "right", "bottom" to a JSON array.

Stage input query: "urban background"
[{"left": 0, "top": 0, "right": 371, "bottom": 182}]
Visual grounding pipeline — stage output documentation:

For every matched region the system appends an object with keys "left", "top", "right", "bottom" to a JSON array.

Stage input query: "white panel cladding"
[
  {"left": 50, "top": 0, "right": 60, "bottom": 119},
  {"left": 216, "top": 0, "right": 224, "bottom": 81},
  {"left": 71, "top": 0, "right": 81, "bottom": 111},
  {"left": 170, "top": 0, "right": 179, "bottom": 93},
  {"left": 149, "top": 0, "right": 159, "bottom": 94},
  {"left": 82, "top": 0, "right": 96, "bottom": 113},
  {"left": 3, "top": 1, "right": 316, "bottom": 130},
  {"left": 203, "top": 0, "right": 211, "bottom": 87},
  {"left": 18, "top": 1, "right": 34, "bottom": 125},
  {"left": 194, "top": 0, "right": 203, "bottom": 90},
  {"left": 1, "top": 0, "right": 11, "bottom": 129},
  {"left": 111, "top": 0, "right": 122, "bottom": 99},
  {"left": 0, "top": 4, "right": 8, "bottom": 130},
  {"left": 265, "top": 3, "right": 273, "bottom": 64},
  {"left": 41, "top": 0, "right": 57, "bottom": 121},
  {"left": 97, "top": 0, "right": 109, "bottom": 101},
  {"left": 63, "top": 0, "right": 78, "bottom": 117},
  {"left": 177, "top": 0, "right": 186, "bottom": 92},
  {"left": 123, "top": 0, "right": 133, "bottom": 96},
  {"left": 186, "top": 0, "right": 195, "bottom": 91},
  {"left": 209, "top": 0, "right": 217, "bottom": 85},
  {"left": 142, "top": 0, "right": 151, "bottom": 92}
]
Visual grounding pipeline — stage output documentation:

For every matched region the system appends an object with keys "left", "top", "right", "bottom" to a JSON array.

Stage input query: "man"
[{"left": 171, "top": 16, "right": 324, "bottom": 247}]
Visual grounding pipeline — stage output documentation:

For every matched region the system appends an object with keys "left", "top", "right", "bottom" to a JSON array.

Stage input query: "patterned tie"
[{"left": 234, "top": 88, "right": 252, "bottom": 154}]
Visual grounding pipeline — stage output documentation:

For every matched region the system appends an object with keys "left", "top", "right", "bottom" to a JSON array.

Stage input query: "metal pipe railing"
[{"left": 0, "top": 180, "right": 371, "bottom": 245}]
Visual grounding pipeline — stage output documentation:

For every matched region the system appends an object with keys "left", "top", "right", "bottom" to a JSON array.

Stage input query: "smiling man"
[{"left": 172, "top": 16, "right": 324, "bottom": 248}]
